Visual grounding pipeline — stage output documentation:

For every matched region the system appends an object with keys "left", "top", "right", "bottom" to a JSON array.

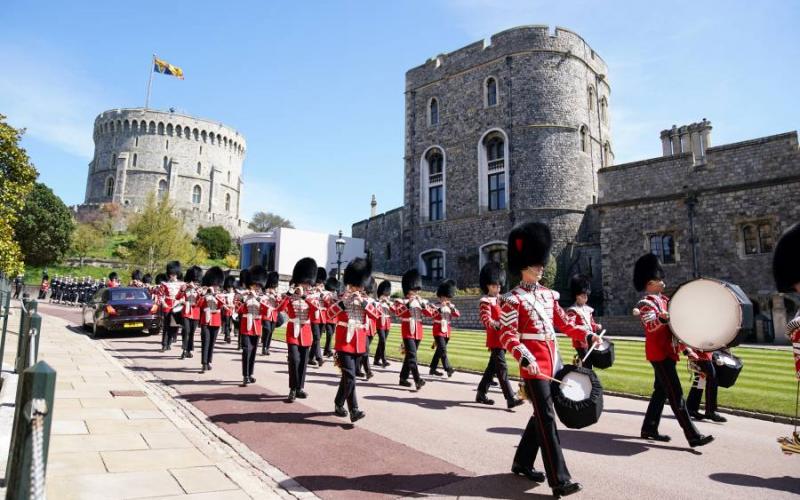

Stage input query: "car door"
[{"left": 93, "top": 289, "right": 109, "bottom": 325}]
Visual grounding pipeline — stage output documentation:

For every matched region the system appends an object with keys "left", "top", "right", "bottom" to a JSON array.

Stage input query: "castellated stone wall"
[
  {"left": 82, "top": 108, "right": 248, "bottom": 236},
  {"left": 598, "top": 132, "right": 800, "bottom": 317}
]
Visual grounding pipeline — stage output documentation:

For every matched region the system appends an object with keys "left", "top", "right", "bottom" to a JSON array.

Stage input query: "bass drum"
[
  {"left": 713, "top": 351, "right": 743, "bottom": 388},
  {"left": 551, "top": 365, "right": 603, "bottom": 429},
  {"left": 668, "top": 278, "right": 753, "bottom": 350},
  {"left": 275, "top": 311, "right": 288, "bottom": 329}
]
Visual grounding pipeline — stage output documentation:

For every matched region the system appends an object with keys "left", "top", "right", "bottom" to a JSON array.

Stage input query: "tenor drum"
[
  {"left": 589, "top": 340, "right": 615, "bottom": 369},
  {"left": 551, "top": 365, "right": 604, "bottom": 429},
  {"left": 712, "top": 351, "right": 743, "bottom": 388},
  {"left": 668, "top": 278, "right": 753, "bottom": 350}
]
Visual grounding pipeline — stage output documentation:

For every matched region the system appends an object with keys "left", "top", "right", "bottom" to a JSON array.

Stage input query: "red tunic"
[
  {"left": 391, "top": 297, "right": 433, "bottom": 340},
  {"left": 219, "top": 291, "right": 236, "bottom": 318},
  {"left": 158, "top": 280, "right": 184, "bottom": 313},
  {"left": 498, "top": 284, "right": 586, "bottom": 380},
  {"left": 431, "top": 302, "right": 460, "bottom": 337},
  {"left": 637, "top": 294, "right": 681, "bottom": 362},
  {"left": 278, "top": 291, "right": 317, "bottom": 347},
  {"left": 479, "top": 296, "right": 502, "bottom": 349},
  {"left": 327, "top": 292, "right": 380, "bottom": 354},
  {"left": 786, "top": 312, "right": 800, "bottom": 379},
  {"left": 565, "top": 305, "right": 602, "bottom": 349},
  {"left": 377, "top": 298, "right": 392, "bottom": 331},
  {"left": 197, "top": 289, "right": 223, "bottom": 327},
  {"left": 177, "top": 284, "right": 201, "bottom": 320},
  {"left": 260, "top": 290, "right": 281, "bottom": 322},
  {"left": 237, "top": 291, "right": 267, "bottom": 336}
]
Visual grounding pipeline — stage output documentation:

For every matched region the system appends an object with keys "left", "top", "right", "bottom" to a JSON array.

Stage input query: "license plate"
[{"left": 123, "top": 322, "right": 144, "bottom": 328}]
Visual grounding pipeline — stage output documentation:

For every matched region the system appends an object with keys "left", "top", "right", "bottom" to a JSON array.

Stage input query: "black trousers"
[
  {"left": 430, "top": 336, "right": 452, "bottom": 372},
  {"left": 241, "top": 335, "right": 258, "bottom": 378},
  {"left": 324, "top": 323, "right": 335, "bottom": 355},
  {"left": 182, "top": 318, "right": 198, "bottom": 352},
  {"left": 686, "top": 360, "right": 719, "bottom": 414},
  {"left": 514, "top": 378, "right": 571, "bottom": 488},
  {"left": 200, "top": 325, "right": 219, "bottom": 365},
  {"left": 478, "top": 348, "right": 515, "bottom": 401},
  {"left": 309, "top": 323, "right": 324, "bottom": 363},
  {"left": 162, "top": 311, "right": 181, "bottom": 348},
  {"left": 357, "top": 336, "right": 374, "bottom": 376},
  {"left": 400, "top": 338, "right": 421, "bottom": 383},
  {"left": 262, "top": 320, "right": 275, "bottom": 350},
  {"left": 287, "top": 344, "right": 309, "bottom": 390},
  {"left": 335, "top": 352, "right": 359, "bottom": 411},
  {"left": 575, "top": 347, "right": 593, "bottom": 370},
  {"left": 374, "top": 328, "right": 389, "bottom": 365},
  {"left": 222, "top": 315, "right": 232, "bottom": 341},
  {"left": 643, "top": 359, "right": 701, "bottom": 440}
]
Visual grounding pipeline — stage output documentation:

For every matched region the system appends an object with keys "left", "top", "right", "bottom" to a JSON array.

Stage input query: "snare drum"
[
  {"left": 713, "top": 351, "right": 743, "bottom": 388},
  {"left": 551, "top": 365, "right": 604, "bottom": 429},
  {"left": 668, "top": 278, "right": 753, "bottom": 350},
  {"left": 589, "top": 340, "right": 615, "bottom": 369}
]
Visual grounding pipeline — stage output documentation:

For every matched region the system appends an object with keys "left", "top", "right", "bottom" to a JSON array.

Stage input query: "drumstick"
[{"left": 581, "top": 329, "right": 607, "bottom": 364}]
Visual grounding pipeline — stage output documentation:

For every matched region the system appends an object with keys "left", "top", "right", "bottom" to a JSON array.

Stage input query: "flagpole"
[{"left": 145, "top": 54, "right": 155, "bottom": 109}]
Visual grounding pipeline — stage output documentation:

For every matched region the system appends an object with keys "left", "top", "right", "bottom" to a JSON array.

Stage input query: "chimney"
[
  {"left": 660, "top": 119, "right": 713, "bottom": 165},
  {"left": 370, "top": 194, "right": 377, "bottom": 218}
]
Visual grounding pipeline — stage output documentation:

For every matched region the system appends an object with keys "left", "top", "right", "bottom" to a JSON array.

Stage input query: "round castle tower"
[{"left": 83, "top": 108, "right": 247, "bottom": 235}]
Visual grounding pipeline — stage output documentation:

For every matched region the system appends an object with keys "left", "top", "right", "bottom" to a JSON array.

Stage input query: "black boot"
[
  {"left": 429, "top": 369, "right": 443, "bottom": 376},
  {"left": 286, "top": 390, "right": 296, "bottom": 402},
  {"left": 446, "top": 367, "right": 455, "bottom": 378},
  {"left": 241, "top": 377, "right": 248, "bottom": 387},
  {"left": 475, "top": 394, "right": 495, "bottom": 405},
  {"left": 511, "top": 462, "right": 545, "bottom": 482},
  {"left": 641, "top": 430, "right": 671, "bottom": 442},
  {"left": 399, "top": 380, "right": 412, "bottom": 387},
  {"left": 415, "top": 379, "right": 426, "bottom": 391},
  {"left": 507, "top": 398, "right": 524, "bottom": 410},
  {"left": 180, "top": 351, "right": 186, "bottom": 360},
  {"left": 706, "top": 412, "right": 727, "bottom": 423},
  {"left": 186, "top": 351, "right": 193, "bottom": 358},
  {"left": 296, "top": 389, "right": 308, "bottom": 399},
  {"left": 350, "top": 409, "right": 366, "bottom": 423},
  {"left": 689, "top": 410, "right": 706, "bottom": 421},
  {"left": 688, "top": 434, "right": 714, "bottom": 448},
  {"left": 552, "top": 480, "right": 582, "bottom": 497},
  {"left": 334, "top": 405, "right": 348, "bottom": 417}
]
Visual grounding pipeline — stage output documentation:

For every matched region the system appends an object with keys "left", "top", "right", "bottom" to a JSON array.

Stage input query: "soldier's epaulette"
[
  {"left": 787, "top": 317, "right": 800, "bottom": 336},
  {"left": 479, "top": 296, "right": 493, "bottom": 304},
  {"left": 501, "top": 291, "right": 520, "bottom": 305}
]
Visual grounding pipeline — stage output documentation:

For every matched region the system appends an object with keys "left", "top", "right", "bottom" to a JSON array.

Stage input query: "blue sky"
[{"left": 2, "top": 1, "right": 798, "bottom": 234}]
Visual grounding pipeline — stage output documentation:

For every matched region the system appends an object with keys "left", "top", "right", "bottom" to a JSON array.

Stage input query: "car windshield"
[{"left": 109, "top": 289, "right": 150, "bottom": 301}]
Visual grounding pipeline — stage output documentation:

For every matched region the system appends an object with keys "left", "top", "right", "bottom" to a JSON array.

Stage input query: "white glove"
[{"left": 520, "top": 354, "right": 540, "bottom": 376}]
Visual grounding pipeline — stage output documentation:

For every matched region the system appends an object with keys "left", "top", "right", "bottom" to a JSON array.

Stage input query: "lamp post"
[{"left": 335, "top": 230, "right": 346, "bottom": 282}]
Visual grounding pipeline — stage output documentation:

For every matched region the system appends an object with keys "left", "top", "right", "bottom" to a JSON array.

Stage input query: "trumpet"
[{"left": 516, "top": 381, "right": 529, "bottom": 402}]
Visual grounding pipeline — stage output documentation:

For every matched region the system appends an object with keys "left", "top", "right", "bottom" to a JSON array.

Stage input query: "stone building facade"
[
  {"left": 353, "top": 26, "right": 610, "bottom": 292},
  {"left": 79, "top": 108, "right": 248, "bottom": 236}
]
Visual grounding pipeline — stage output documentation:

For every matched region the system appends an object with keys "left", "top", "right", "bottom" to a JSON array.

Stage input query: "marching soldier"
[
  {"left": 323, "top": 277, "right": 340, "bottom": 357},
  {"left": 177, "top": 266, "right": 203, "bottom": 359},
  {"left": 278, "top": 258, "right": 319, "bottom": 402},
  {"left": 476, "top": 262, "right": 523, "bottom": 409},
  {"left": 159, "top": 261, "right": 184, "bottom": 352},
  {"left": 237, "top": 266, "right": 268, "bottom": 386},
  {"left": 307, "top": 268, "right": 328, "bottom": 367},
  {"left": 373, "top": 280, "right": 392, "bottom": 368},
  {"left": 498, "top": 222, "right": 598, "bottom": 497},
  {"left": 142, "top": 274, "right": 153, "bottom": 286},
  {"left": 235, "top": 269, "right": 249, "bottom": 350},
  {"left": 198, "top": 266, "right": 224, "bottom": 373},
  {"left": 686, "top": 349, "right": 726, "bottom": 422},
  {"left": 429, "top": 280, "right": 459, "bottom": 377},
  {"left": 634, "top": 253, "right": 714, "bottom": 448},
  {"left": 392, "top": 269, "right": 433, "bottom": 390},
  {"left": 221, "top": 275, "right": 237, "bottom": 344},
  {"left": 327, "top": 257, "right": 379, "bottom": 422},
  {"left": 773, "top": 222, "right": 800, "bottom": 379},
  {"left": 565, "top": 274, "right": 603, "bottom": 370},
  {"left": 13, "top": 274, "right": 23, "bottom": 299},
  {"left": 38, "top": 273, "right": 49, "bottom": 300},
  {"left": 260, "top": 271, "right": 281, "bottom": 355},
  {"left": 355, "top": 277, "right": 376, "bottom": 379},
  {"left": 108, "top": 272, "right": 120, "bottom": 288}
]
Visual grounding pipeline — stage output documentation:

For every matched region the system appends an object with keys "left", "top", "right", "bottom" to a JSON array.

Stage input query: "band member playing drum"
[
  {"left": 634, "top": 253, "right": 714, "bottom": 448},
  {"left": 686, "top": 349, "right": 726, "bottom": 422},
  {"left": 392, "top": 269, "right": 433, "bottom": 390},
  {"left": 498, "top": 222, "right": 598, "bottom": 497},
  {"left": 773, "top": 222, "right": 800, "bottom": 379},
  {"left": 429, "top": 280, "right": 460, "bottom": 378},
  {"left": 566, "top": 274, "right": 602, "bottom": 370},
  {"left": 476, "top": 262, "right": 523, "bottom": 409}
]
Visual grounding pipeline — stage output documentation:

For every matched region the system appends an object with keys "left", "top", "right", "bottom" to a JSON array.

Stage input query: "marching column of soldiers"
[{"left": 37, "top": 220, "right": 800, "bottom": 498}]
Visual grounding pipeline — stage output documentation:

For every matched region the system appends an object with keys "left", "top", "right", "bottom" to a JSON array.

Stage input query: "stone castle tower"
[
  {"left": 354, "top": 26, "right": 610, "bottom": 288},
  {"left": 81, "top": 108, "right": 248, "bottom": 235}
]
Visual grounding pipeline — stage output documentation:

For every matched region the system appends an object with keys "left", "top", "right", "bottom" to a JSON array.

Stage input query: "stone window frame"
[
  {"left": 428, "top": 97, "right": 439, "bottom": 127},
  {"left": 737, "top": 218, "right": 777, "bottom": 257},
  {"left": 225, "top": 193, "right": 231, "bottom": 212},
  {"left": 478, "top": 128, "right": 510, "bottom": 214},
  {"left": 157, "top": 179, "right": 168, "bottom": 200},
  {"left": 579, "top": 125, "right": 589, "bottom": 154},
  {"left": 644, "top": 230, "right": 679, "bottom": 265},
  {"left": 163, "top": 156, "right": 169, "bottom": 170},
  {"left": 192, "top": 185, "right": 202, "bottom": 205},
  {"left": 419, "top": 249, "right": 446, "bottom": 281},
  {"left": 587, "top": 85, "right": 596, "bottom": 112},
  {"left": 479, "top": 240, "right": 507, "bottom": 271},
  {"left": 419, "top": 145, "right": 447, "bottom": 223},
  {"left": 197, "top": 162, "right": 202, "bottom": 175},
  {"left": 132, "top": 153, "right": 137, "bottom": 167},
  {"left": 600, "top": 96, "right": 609, "bottom": 124},
  {"left": 484, "top": 76, "right": 499, "bottom": 108},
  {"left": 105, "top": 176, "right": 115, "bottom": 198},
  {"left": 602, "top": 141, "right": 613, "bottom": 167}
]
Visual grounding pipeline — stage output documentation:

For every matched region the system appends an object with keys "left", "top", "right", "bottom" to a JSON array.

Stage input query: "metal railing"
[{"left": 0, "top": 276, "right": 11, "bottom": 365}]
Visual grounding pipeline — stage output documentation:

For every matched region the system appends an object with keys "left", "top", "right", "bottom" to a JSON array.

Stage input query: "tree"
[
  {"left": 195, "top": 225, "right": 232, "bottom": 259},
  {"left": 71, "top": 223, "right": 103, "bottom": 267},
  {"left": 248, "top": 211, "right": 294, "bottom": 233},
  {"left": 0, "top": 114, "right": 38, "bottom": 275},
  {"left": 127, "top": 194, "right": 206, "bottom": 275},
  {"left": 14, "top": 183, "right": 75, "bottom": 266}
]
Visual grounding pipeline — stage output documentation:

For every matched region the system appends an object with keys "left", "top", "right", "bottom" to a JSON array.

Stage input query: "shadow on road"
[
  {"left": 364, "top": 394, "right": 511, "bottom": 412},
  {"left": 709, "top": 473, "right": 800, "bottom": 494}
]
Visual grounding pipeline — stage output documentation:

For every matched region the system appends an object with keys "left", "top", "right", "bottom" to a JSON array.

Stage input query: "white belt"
[
  {"left": 291, "top": 317, "right": 310, "bottom": 338},
  {"left": 520, "top": 333, "right": 555, "bottom": 341},
  {"left": 337, "top": 320, "right": 364, "bottom": 342},
  {"left": 401, "top": 317, "right": 418, "bottom": 335},
  {"left": 434, "top": 319, "right": 449, "bottom": 330},
  {"left": 205, "top": 309, "right": 215, "bottom": 323}
]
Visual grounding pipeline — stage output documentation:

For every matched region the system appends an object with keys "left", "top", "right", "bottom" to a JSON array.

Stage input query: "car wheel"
[
  {"left": 148, "top": 327, "right": 160, "bottom": 336},
  {"left": 92, "top": 321, "right": 106, "bottom": 339}
]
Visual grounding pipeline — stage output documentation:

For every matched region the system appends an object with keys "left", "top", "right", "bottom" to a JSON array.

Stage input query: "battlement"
[{"left": 406, "top": 25, "right": 607, "bottom": 91}]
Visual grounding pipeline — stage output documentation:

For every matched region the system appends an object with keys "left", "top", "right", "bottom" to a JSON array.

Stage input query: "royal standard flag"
[{"left": 153, "top": 57, "right": 184, "bottom": 79}]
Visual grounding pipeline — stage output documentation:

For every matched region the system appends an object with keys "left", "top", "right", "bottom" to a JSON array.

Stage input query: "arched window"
[
  {"left": 227, "top": 170, "right": 231, "bottom": 183},
  {"left": 580, "top": 126, "right": 589, "bottom": 153},
  {"left": 588, "top": 86, "right": 595, "bottom": 111},
  {"left": 649, "top": 233, "right": 676, "bottom": 264},
  {"left": 163, "top": 156, "right": 169, "bottom": 170},
  {"left": 225, "top": 193, "right": 231, "bottom": 212},
  {"left": 201, "top": 130, "right": 208, "bottom": 143},
  {"left": 192, "top": 185, "right": 202, "bottom": 204},
  {"left": 479, "top": 241, "right": 508, "bottom": 271},
  {"left": 175, "top": 125, "right": 182, "bottom": 137},
  {"left": 420, "top": 147, "right": 446, "bottom": 222},
  {"left": 149, "top": 121, "right": 156, "bottom": 134},
  {"left": 485, "top": 77, "right": 498, "bottom": 107},
  {"left": 157, "top": 122, "right": 165, "bottom": 135},
  {"left": 166, "top": 123, "right": 173, "bottom": 136},
  {"left": 157, "top": 179, "right": 168, "bottom": 200},
  {"left": 193, "top": 128, "right": 199, "bottom": 141},
  {"left": 600, "top": 97, "right": 608, "bottom": 124},
  {"left": 105, "top": 177, "right": 115, "bottom": 198},
  {"left": 420, "top": 250, "right": 445, "bottom": 281},
  {"left": 484, "top": 132, "right": 506, "bottom": 211},
  {"left": 124, "top": 120, "right": 130, "bottom": 132},
  {"left": 196, "top": 162, "right": 201, "bottom": 175},
  {"left": 429, "top": 98, "right": 439, "bottom": 126},
  {"left": 603, "top": 142, "right": 612, "bottom": 167},
  {"left": 132, "top": 153, "right": 137, "bottom": 167}
]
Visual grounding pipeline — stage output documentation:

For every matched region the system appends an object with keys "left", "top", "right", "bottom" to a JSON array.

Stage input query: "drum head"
[
  {"left": 561, "top": 372, "right": 593, "bottom": 401},
  {"left": 669, "top": 279, "right": 742, "bottom": 350}
]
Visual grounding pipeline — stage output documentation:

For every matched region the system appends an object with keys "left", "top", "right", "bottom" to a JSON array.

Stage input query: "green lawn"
[{"left": 274, "top": 325, "right": 796, "bottom": 416}]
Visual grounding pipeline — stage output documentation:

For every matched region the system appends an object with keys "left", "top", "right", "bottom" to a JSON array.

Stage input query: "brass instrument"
[{"left": 778, "top": 381, "right": 800, "bottom": 455}]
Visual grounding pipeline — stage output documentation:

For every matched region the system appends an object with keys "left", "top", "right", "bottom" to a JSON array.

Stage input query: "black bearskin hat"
[
  {"left": 223, "top": 275, "right": 237, "bottom": 290},
  {"left": 325, "top": 277, "right": 339, "bottom": 292},
  {"left": 247, "top": 265, "right": 268, "bottom": 289},
  {"left": 479, "top": 262, "right": 505, "bottom": 295},
  {"left": 343, "top": 257, "right": 372, "bottom": 288},
  {"left": 238, "top": 269, "right": 249, "bottom": 289},
  {"left": 108, "top": 272, "right": 118, "bottom": 281},
  {"left": 377, "top": 280, "right": 392, "bottom": 297},
  {"left": 184, "top": 266, "right": 203, "bottom": 284},
  {"left": 316, "top": 267, "right": 328, "bottom": 285},
  {"left": 292, "top": 257, "right": 318, "bottom": 286},
  {"left": 142, "top": 274, "right": 152, "bottom": 284},
  {"left": 507, "top": 222, "right": 552, "bottom": 273},
  {"left": 774, "top": 222, "right": 800, "bottom": 293},
  {"left": 155, "top": 273, "right": 167, "bottom": 285},
  {"left": 633, "top": 254, "right": 665, "bottom": 292},
  {"left": 436, "top": 279, "right": 457, "bottom": 299},
  {"left": 570, "top": 274, "right": 592, "bottom": 299},
  {"left": 131, "top": 269, "right": 142, "bottom": 281},
  {"left": 202, "top": 266, "right": 225, "bottom": 288},
  {"left": 266, "top": 271, "right": 280, "bottom": 289},
  {"left": 166, "top": 261, "right": 181, "bottom": 277},
  {"left": 402, "top": 269, "right": 422, "bottom": 296},
  {"left": 365, "top": 276, "right": 376, "bottom": 295}
]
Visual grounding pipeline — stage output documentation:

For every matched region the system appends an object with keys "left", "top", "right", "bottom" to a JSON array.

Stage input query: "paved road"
[{"left": 40, "top": 302, "right": 800, "bottom": 499}]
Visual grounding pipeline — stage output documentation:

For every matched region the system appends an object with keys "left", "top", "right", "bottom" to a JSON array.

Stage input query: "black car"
[{"left": 82, "top": 287, "right": 160, "bottom": 337}]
